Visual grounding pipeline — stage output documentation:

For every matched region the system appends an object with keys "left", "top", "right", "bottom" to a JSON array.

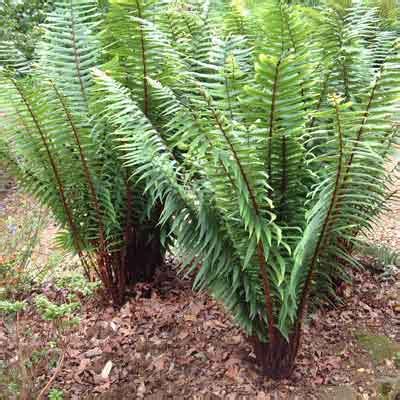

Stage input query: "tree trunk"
[{"left": 251, "top": 327, "right": 301, "bottom": 379}]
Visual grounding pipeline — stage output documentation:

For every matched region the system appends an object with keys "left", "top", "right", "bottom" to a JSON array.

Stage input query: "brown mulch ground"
[
  {"left": 1, "top": 262, "right": 399, "bottom": 399},
  {"left": 364, "top": 157, "right": 400, "bottom": 250}
]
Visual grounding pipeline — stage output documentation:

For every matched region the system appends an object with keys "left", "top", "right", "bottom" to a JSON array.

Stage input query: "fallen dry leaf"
[
  {"left": 137, "top": 381, "right": 146, "bottom": 398},
  {"left": 84, "top": 347, "right": 102, "bottom": 358},
  {"left": 75, "top": 358, "right": 91, "bottom": 375},
  {"left": 226, "top": 335, "right": 241, "bottom": 345},
  {"left": 184, "top": 314, "right": 197, "bottom": 322},
  {"left": 225, "top": 365, "right": 240, "bottom": 381},
  {"left": 256, "top": 391, "right": 271, "bottom": 400},
  {"left": 101, "top": 360, "right": 113, "bottom": 380},
  {"left": 152, "top": 355, "right": 166, "bottom": 371},
  {"left": 95, "top": 381, "right": 111, "bottom": 393},
  {"left": 178, "top": 331, "right": 189, "bottom": 340}
]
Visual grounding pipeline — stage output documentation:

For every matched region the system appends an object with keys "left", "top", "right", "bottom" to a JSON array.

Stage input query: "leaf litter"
[{"left": 0, "top": 261, "right": 398, "bottom": 399}]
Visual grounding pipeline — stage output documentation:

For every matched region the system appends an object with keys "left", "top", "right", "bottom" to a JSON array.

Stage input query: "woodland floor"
[{"left": 0, "top": 175, "right": 399, "bottom": 399}]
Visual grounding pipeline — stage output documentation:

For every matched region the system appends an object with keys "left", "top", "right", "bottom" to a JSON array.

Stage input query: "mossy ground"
[{"left": 356, "top": 332, "right": 400, "bottom": 365}]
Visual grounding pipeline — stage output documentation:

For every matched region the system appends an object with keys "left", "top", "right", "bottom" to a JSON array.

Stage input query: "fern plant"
[
  {"left": 1, "top": 0, "right": 398, "bottom": 379},
  {"left": 0, "top": 0, "right": 168, "bottom": 305},
  {"left": 94, "top": 0, "right": 400, "bottom": 378}
]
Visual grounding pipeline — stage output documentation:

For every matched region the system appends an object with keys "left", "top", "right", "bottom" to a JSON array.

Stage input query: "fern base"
[
  {"left": 125, "top": 231, "right": 164, "bottom": 285},
  {"left": 251, "top": 328, "right": 301, "bottom": 379},
  {"left": 98, "top": 228, "right": 164, "bottom": 306}
]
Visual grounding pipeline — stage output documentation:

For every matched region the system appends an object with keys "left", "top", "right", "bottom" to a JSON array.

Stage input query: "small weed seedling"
[{"left": 0, "top": 296, "right": 80, "bottom": 399}]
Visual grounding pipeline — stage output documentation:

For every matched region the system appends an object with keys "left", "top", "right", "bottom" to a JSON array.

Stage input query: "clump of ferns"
[{"left": 94, "top": 1, "right": 400, "bottom": 378}]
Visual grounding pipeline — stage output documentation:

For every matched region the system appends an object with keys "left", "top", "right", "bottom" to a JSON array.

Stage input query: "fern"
[
  {"left": 0, "top": 0, "right": 169, "bottom": 304},
  {"left": 95, "top": 0, "right": 399, "bottom": 378},
  {"left": 357, "top": 242, "right": 400, "bottom": 267},
  {"left": 1, "top": 0, "right": 399, "bottom": 380}
]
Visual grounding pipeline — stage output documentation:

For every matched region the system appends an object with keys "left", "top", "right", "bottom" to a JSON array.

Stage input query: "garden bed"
[{"left": 1, "top": 257, "right": 399, "bottom": 399}]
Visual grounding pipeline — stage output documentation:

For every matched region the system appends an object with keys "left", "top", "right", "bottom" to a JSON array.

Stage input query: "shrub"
[
  {"left": 0, "top": 0, "right": 53, "bottom": 70},
  {"left": 0, "top": 299, "right": 27, "bottom": 314}
]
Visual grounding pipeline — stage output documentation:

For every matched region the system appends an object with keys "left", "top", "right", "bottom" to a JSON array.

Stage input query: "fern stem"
[
  {"left": 51, "top": 82, "right": 112, "bottom": 283},
  {"left": 326, "top": 67, "right": 386, "bottom": 249},
  {"left": 10, "top": 78, "right": 90, "bottom": 274},
  {"left": 280, "top": 135, "right": 288, "bottom": 214},
  {"left": 342, "top": 63, "right": 350, "bottom": 102},
  {"left": 283, "top": 8, "right": 307, "bottom": 106},
  {"left": 344, "top": 65, "right": 383, "bottom": 175},
  {"left": 120, "top": 174, "right": 133, "bottom": 291},
  {"left": 297, "top": 99, "right": 345, "bottom": 323},
  {"left": 135, "top": 0, "right": 149, "bottom": 116},
  {"left": 203, "top": 92, "right": 276, "bottom": 336},
  {"left": 267, "top": 57, "right": 281, "bottom": 196},
  {"left": 172, "top": 88, "right": 238, "bottom": 189},
  {"left": 257, "top": 243, "right": 277, "bottom": 340},
  {"left": 309, "top": 68, "right": 332, "bottom": 129},
  {"left": 69, "top": 0, "right": 88, "bottom": 104},
  {"left": 51, "top": 82, "right": 107, "bottom": 250},
  {"left": 336, "top": 19, "right": 351, "bottom": 103}
]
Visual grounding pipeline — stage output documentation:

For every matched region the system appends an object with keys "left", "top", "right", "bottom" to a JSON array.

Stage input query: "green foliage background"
[{"left": 0, "top": 0, "right": 53, "bottom": 59}]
